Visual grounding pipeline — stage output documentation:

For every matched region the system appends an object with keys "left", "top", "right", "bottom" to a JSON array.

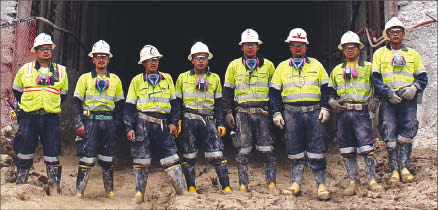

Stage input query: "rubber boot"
[
  {"left": 47, "top": 165, "right": 62, "bottom": 196},
  {"left": 214, "top": 160, "right": 231, "bottom": 192},
  {"left": 265, "top": 161, "right": 277, "bottom": 191},
  {"left": 102, "top": 167, "right": 114, "bottom": 198},
  {"left": 181, "top": 162, "right": 196, "bottom": 192},
  {"left": 16, "top": 167, "right": 29, "bottom": 184},
  {"left": 165, "top": 164, "right": 187, "bottom": 195},
  {"left": 133, "top": 166, "right": 148, "bottom": 204},
  {"left": 342, "top": 155, "right": 359, "bottom": 196},
  {"left": 281, "top": 161, "right": 303, "bottom": 196},
  {"left": 76, "top": 166, "right": 91, "bottom": 198},
  {"left": 313, "top": 170, "right": 330, "bottom": 201},
  {"left": 399, "top": 144, "right": 414, "bottom": 183},
  {"left": 388, "top": 149, "right": 400, "bottom": 185},
  {"left": 363, "top": 153, "right": 384, "bottom": 192},
  {"left": 237, "top": 163, "right": 249, "bottom": 192}
]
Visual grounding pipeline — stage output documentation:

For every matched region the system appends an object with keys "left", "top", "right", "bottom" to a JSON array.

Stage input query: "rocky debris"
[{"left": 0, "top": 154, "right": 13, "bottom": 167}]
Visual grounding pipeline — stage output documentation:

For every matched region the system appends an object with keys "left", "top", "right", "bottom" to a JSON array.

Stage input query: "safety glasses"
[
  {"left": 242, "top": 43, "right": 258, "bottom": 47},
  {"left": 146, "top": 57, "right": 160, "bottom": 63},
  {"left": 387, "top": 28, "right": 404, "bottom": 35},
  {"left": 289, "top": 43, "right": 306, "bottom": 48},
  {"left": 93, "top": 55, "right": 109, "bottom": 60},
  {"left": 37, "top": 46, "right": 53, "bottom": 51},
  {"left": 193, "top": 55, "right": 208, "bottom": 61},
  {"left": 343, "top": 45, "right": 358, "bottom": 51}
]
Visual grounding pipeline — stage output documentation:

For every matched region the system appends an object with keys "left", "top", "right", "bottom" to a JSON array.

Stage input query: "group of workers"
[{"left": 11, "top": 16, "right": 427, "bottom": 203}]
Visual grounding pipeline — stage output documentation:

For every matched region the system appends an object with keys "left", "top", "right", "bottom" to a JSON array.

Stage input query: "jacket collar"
[
  {"left": 385, "top": 42, "right": 408, "bottom": 51},
  {"left": 190, "top": 67, "right": 211, "bottom": 76},
  {"left": 34, "top": 60, "right": 55, "bottom": 73},
  {"left": 341, "top": 57, "right": 365, "bottom": 68},
  {"left": 91, "top": 70, "right": 110, "bottom": 78}
]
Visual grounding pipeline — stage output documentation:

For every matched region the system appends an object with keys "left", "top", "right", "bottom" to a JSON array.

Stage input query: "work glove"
[
  {"left": 217, "top": 126, "right": 227, "bottom": 137},
  {"left": 367, "top": 97, "right": 380, "bottom": 112},
  {"left": 225, "top": 113, "right": 236, "bottom": 130},
  {"left": 175, "top": 120, "right": 182, "bottom": 138},
  {"left": 401, "top": 85, "right": 417, "bottom": 101},
  {"left": 273, "top": 112, "right": 285, "bottom": 130},
  {"left": 319, "top": 108, "right": 330, "bottom": 123},
  {"left": 328, "top": 99, "right": 346, "bottom": 114},
  {"left": 389, "top": 91, "right": 402, "bottom": 104}
]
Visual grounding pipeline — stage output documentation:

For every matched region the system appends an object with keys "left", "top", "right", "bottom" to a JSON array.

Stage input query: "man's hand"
[
  {"left": 127, "top": 130, "right": 135, "bottom": 142},
  {"left": 76, "top": 125, "right": 85, "bottom": 137},
  {"left": 169, "top": 123, "right": 177, "bottom": 135},
  {"left": 225, "top": 113, "right": 235, "bottom": 130},
  {"left": 368, "top": 97, "right": 380, "bottom": 112},
  {"left": 328, "top": 99, "right": 346, "bottom": 114},
  {"left": 401, "top": 85, "right": 417, "bottom": 100},
  {"left": 217, "top": 126, "right": 227, "bottom": 137},
  {"left": 319, "top": 108, "right": 330, "bottom": 123},
  {"left": 273, "top": 112, "right": 285, "bottom": 130},
  {"left": 389, "top": 92, "right": 402, "bottom": 104}
]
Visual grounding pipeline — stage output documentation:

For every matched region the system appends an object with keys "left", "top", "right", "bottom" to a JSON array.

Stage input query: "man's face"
[
  {"left": 191, "top": 53, "right": 209, "bottom": 70},
  {"left": 241, "top": 42, "right": 259, "bottom": 58},
  {"left": 289, "top": 41, "right": 307, "bottom": 58},
  {"left": 342, "top": 43, "right": 360, "bottom": 60},
  {"left": 35, "top": 44, "right": 53, "bottom": 60},
  {"left": 92, "top": 53, "right": 110, "bottom": 70},
  {"left": 387, "top": 27, "right": 405, "bottom": 44},
  {"left": 142, "top": 57, "right": 160, "bottom": 73}
]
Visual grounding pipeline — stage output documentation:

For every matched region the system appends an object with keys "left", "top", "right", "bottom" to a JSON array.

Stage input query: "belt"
[
  {"left": 284, "top": 104, "right": 320, "bottom": 112},
  {"left": 83, "top": 114, "right": 113, "bottom": 120},
  {"left": 138, "top": 112, "right": 165, "bottom": 130},
  {"left": 26, "top": 109, "right": 50, "bottom": 115},
  {"left": 183, "top": 112, "right": 213, "bottom": 126},
  {"left": 345, "top": 103, "right": 367, "bottom": 111},
  {"left": 235, "top": 107, "right": 268, "bottom": 115}
]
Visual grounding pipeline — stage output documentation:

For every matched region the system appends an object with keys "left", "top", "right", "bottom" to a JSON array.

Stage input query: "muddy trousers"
[
  {"left": 342, "top": 154, "right": 377, "bottom": 182},
  {"left": 290, "top": 159, "right": 326, "bottom": 189},
  {"left": 76, "top": 165, "right": 113, "bottom": 196},
  {"left": 182, "top": 159, "right": 230, "bottom": 190},
  {"left": 379, "top": 99, "right": 418, "bottom": 172}
]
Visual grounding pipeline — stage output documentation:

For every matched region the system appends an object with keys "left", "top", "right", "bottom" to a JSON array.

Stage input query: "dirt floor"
[{"left": 1, "top": 129, "right": 437, "bottom": 210}]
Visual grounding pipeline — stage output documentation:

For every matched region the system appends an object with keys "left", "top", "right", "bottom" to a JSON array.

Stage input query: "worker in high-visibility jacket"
[
  {"left": 371, "top": 17, "right": 428, "bottom": 184},
  {"left": 327, "top": 31, "right": 384, "bottom": 196},
  {"left": 269, "top": 28, "right": 331, "bottom": 200},
  {"left": 12, "top": 33, "right": 68, "bottom": 196},
  {"left": 123, "top": 45, "right": 187, "bottom": 204},
  {"left": 222, "top": 29, "right": 277, "bottom": 192},
  {"left": 73, "top": 40, "right": 124, "bottom": 198},
  {"left": 175, "top": 42, "right": 231, "bottom": 193}
]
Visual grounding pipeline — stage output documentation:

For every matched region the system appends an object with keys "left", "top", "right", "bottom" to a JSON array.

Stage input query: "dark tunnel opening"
[{"left": 64, "top": 1, "right": 359, "bottom": 165}]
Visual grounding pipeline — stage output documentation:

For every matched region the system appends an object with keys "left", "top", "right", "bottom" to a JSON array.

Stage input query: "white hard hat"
[
  {"left": 285, "top": 28, "right": 309, "bottom": 44},
  {"left": 239, "top": 29, "right": 263, "bottom": 45},
  {"left": 338, "top": 31, "right": 364, "bottom": 50},
  {"left": 88, "top": 40, "right": 113, "bottom": 58},
  {"left": 31, "top": 33, "right": 56, "bottom": 53},
  {"left": 383, "top": 17, "right": 408, "bottom": 40},
  {"left": 188, "top": 42, "right": 213, "bottom": 61},
  {"left": 138, "top": 45, "right": 163, "bottom": 64}
]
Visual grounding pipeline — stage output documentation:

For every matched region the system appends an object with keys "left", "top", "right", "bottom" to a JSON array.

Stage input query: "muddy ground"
[{"left": 1, "top": 128, "right": 436, "bottom": 209}]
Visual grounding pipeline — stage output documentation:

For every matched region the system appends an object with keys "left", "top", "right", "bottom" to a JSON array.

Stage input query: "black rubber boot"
[
  {"left": 214, "top": 160, "right": 230, "bottom": 190},
  {"left": 265, "top": 161, "right": 277, "bottom": 185},
  {"left": 342, "top": 155, "right": 359, "bottom": 181},
  {"left": 181, "top": 162, "right": 196, "bottom": 189},
  {"left": 363, "top": 154, "right": 377, "bottom": 182},
  {"left": 76, "top": 166, "right": 91, "bottom": 198},
  {"left": 165, "top": 164, "right": 187, "bottom": 195},
  {"left": 398, "top": 144, "right": 411, "bottom": 170},
  {"left": 102, "top": 167, "right": 114, "bottom": 197},
  {"left": 47, "top": 165, "right": 62, "bottom": 196},
  {"left": 388, "top": 149, "right": 399, "bottom": 172},
  {"left": 238, "top": 163, "right": 249, "bottom": 191},
  {"left": 133, "top": 166, "right": 148, "bottom": 204},
  {"left": 291, "top": 161, "right": 304, "bottom": 185},
  {"left": 16, "top": 167, "right": 29, "bottom": 184}
]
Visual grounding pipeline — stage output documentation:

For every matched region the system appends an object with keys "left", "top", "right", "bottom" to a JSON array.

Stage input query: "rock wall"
[{"left": 398, "top": 1, "right": 437, "bottom": 131}]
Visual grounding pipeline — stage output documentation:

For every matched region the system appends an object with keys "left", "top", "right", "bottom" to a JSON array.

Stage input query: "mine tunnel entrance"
[{"left": 30, "top": 1, "right": 386, "bottom": 164}]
